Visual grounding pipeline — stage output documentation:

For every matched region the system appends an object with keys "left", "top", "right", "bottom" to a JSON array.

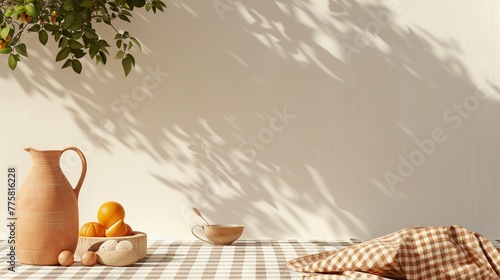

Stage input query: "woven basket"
[{"left": 75, "top": 231, "right": 147, "bottom": 260}]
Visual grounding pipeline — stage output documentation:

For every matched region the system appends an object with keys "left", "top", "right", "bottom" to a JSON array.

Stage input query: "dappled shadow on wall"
[
  {"left": 148, "top": 1, "right": 500, "bottom": 238},
  {"left": 9, "top": 0, "right": 500, "bottom": 239}
]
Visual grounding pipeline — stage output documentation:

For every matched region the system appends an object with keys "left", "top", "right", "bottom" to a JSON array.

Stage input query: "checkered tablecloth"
[
  {"left": 0, "top": 239, "right": 359, "bottom": 279},
  {"left": 286, "top": 226, "right": 500, "bottom": 280}
]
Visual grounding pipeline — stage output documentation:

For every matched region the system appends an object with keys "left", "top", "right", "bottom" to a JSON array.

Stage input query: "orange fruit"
[
  {"left": 105, "top": 219, "right": 128, "bottom": 237},
  {"left": 18, "top": 13, "right": 32, "bottom": 23},
  {"left": 97, "top": 201, "right": 125, "bottom": 229},
  {"left": 50, "top": 11, "right": 57, "bottom": 23},
  {"left": 125, "top": 223, "right": 133, "bottom": 236},
  {"left": 79, "top": 222, "right": 106, "bottom": 237}
]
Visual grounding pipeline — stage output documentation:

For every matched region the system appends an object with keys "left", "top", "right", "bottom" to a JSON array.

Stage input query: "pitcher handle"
[
  {"left": 191, "top": 225, "right": 214, "bottom": 244},
  {"left": 62, "top": 147, "right": 87, "bottom": 199}
]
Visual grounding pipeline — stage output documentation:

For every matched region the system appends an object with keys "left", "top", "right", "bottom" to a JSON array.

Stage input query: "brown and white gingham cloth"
[
  {"left": 286, "top": 225, "right": 500, "bottom": 280},
  {"left": 0, "top": 239, "right": 358, "bottom": 279}
]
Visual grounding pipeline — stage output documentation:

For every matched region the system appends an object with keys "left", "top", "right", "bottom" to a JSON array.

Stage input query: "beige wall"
[{"left": 1, "top": 0, "right": 500, "bottom": 240}]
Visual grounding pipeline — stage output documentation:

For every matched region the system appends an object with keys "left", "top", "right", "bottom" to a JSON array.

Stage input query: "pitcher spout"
[
  {"left": 24, "top": 147, "right": 45, "bottom": 153},
  {"left": 24, "top": 147, "right": 42, "bottom": 153}
]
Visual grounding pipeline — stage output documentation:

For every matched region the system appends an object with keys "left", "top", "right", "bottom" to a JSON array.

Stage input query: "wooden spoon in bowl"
[{"left": 193, "top": 207, "right": 211, "bottom": 226}]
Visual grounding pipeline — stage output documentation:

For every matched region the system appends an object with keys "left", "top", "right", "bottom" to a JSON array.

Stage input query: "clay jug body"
[{"left": 17, "top": 147, "right": 87, "bottom": 265}]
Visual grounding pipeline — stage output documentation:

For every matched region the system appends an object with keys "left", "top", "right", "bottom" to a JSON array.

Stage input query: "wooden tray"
[{"left": 75, "top": 231, "right": 147, "bottom": 260}]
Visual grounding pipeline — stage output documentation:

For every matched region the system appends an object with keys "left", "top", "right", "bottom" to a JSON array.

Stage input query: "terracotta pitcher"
[{"left": 17, "top": 147, "right": 87, "bottom": 265}]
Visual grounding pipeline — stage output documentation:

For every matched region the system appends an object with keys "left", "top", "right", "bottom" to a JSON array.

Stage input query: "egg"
[
  {"left": 81, "top": 251, "right": 97, "bottom": 266},
  {"left": 115, "top": 240, "right": 133, "bottom": 251},
  {"left": 58, "top": 250, "right": 74, "bottom": 266},
  {"left": 99, "top": 240, "right": 118, "bottom": 251}
]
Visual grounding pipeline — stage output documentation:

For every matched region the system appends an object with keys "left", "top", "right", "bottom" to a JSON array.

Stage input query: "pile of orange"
[{"left": 79, "top": 201, "right": 133, "bottom": 237}]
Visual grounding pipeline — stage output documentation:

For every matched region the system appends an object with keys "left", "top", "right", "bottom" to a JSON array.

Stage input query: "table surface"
[{"left": 0, "top": 239, "right": 359, "bottom": 279}]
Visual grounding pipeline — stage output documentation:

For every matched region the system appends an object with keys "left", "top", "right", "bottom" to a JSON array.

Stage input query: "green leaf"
[
  {"left": 64, "top": 12, "right": 76, "bottom": 28},
  {"left": 71, "top": 30, "right": 83, "bottom": 39},
  {"left": 126, "top": 0, "right": 135, "bottom": 9},
  {"left": 116, "top": 39, "right": 121, "bottom": 49},
  {"left": 1, "top": 27, "right": 11, "bottom": 41},
  {"left": 151, "top": 0, "right": 166, "bottom": 12},
  {"left": 132, "top": 0, "right": 145, "bottom": 8},
  {"left": 0, "top": 47, "right": 13, "bottom": 54},
  {"left": 81, "top": 8, "right": 91, "bottom": 21},
  {"left": 115, "top": 50, "right": 124, "bottom": 59},
  {"left": 58, "top": 37, "right": 69, "bottom": 49},
  {"left": 89, "top": 44, "right": 99, "bottom": 58},
  {"left": 121, "top": 10, "right": 132, "bottom": 17},
  {"left": 73, "top": 49, "right": 86, "bottom": 59},
  {"left": 126, "top": 53, "right": 135, "bottom": 66},
  {"left": 8, "top": 54, "right": 17, "bottom": 70},
  {"left": 28, "top": 24, "right": 41, "bottom": 32},
  {"left": 101, "top": 16, "right": 111, "bottom": 25},
  {"left": 44, "top": 24, "right": 58, "bottom": 32},
  {"left": 118, "top": 14, "right": 130, "bottom": 22},
  {"left": 122, "top": 56, "right": 132, "bottom": 76},
  {"left": 24, "top": 3, "right": 36, "bottom": 16},
  {"left": 96, "top": 39, "right": 111, "bottom": 48},
  {"left": 83, "top": 28, "right": 98, "bottom": 40},
  {"left": 130, "top": 37, "right": 141, "bottom": 51},
  {"left": 71, "top": 59, "right": 82, "bottom": 74},
  {"left": 14, "top": 6, "right": 26, "bottom": 14},
  {"left": 82, "top": 36, "right": 92, "bottom": 47},
  {"left": 68, "top": 39, "right": 84, "bottom": 49},
  {"left": 96, "top": 55, "right": 102, "bottom": 65},
  {"left": 62, "top": 59, "right": 72, "bottom": 68},
  {"left": 99, "top": 50, "right": 107, "bottom": 64},
  {"left": 15, "top": 44, "right": 28, "bottom": 57},
  {"left": 80, "top": 0, "right": 94, "bottom": 8},
  {"left": 63, "top": 0, "right": 74, "bottom": 11},
  {"left": 62, "top": 29, "right": 72, "bottom": 38},
  {"left": 54, "top": 30, "right": 61, "bottom": 42},
  {"left": 39, "top": 29, "right": 48, "bottom": 45},
  {"left": 4, "top": 7, "right": 14, "bottom": 18},
  {"left": 145, "top": 2, "right": 152, "bottom": 11},
  {"left": 156, "top": 0, "right": 167, "bottom": 8},
  {"left": 100, "top": 47, "right": 109, "bottom": 55},
  {"left": 56, "top": 47, "right": 70, "bottom": 61}
]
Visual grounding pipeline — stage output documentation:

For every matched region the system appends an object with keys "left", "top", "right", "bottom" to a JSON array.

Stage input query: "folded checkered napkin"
[{"left": 286, "top": 225, "right": 500, "bottom": 280}]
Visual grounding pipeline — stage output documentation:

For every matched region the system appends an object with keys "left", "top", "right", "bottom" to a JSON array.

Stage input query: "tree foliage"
[{"left": 0, "top": 0, "right": 166, "bottom": 76}]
